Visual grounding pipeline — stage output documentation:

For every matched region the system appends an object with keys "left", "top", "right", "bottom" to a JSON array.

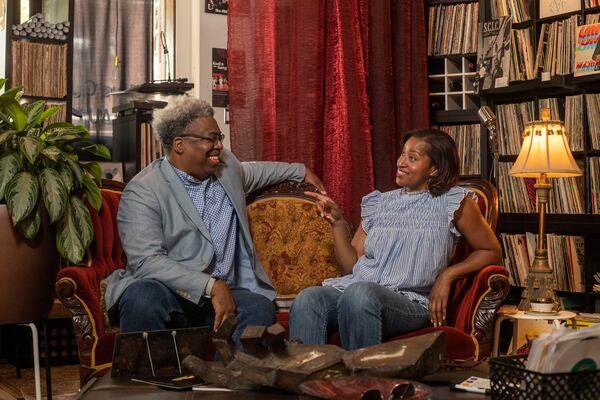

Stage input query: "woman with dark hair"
[{"left": 289, "top": 128, "right": 502, "bottom": 350}]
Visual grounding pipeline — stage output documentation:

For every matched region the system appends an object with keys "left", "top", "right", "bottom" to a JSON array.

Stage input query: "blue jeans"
[
  {"left": 289, "top": 281, "right": 431, "bottom": 350},
  {"left": 118, "top": 279, "right": 276, "bottom": 346}
]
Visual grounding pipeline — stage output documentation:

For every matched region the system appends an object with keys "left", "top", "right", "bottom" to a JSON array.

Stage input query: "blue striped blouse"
[{"left": 323, "top": 186, "right": 471, "bottom": 307}]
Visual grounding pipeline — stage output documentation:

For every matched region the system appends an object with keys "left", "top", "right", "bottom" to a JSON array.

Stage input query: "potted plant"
[{"left": 0, "top": 78, "right": 110, "bottom": 324}]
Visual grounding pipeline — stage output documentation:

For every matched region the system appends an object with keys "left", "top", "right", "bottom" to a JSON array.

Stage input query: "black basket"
[{"left": 489, "top": 355, "right": 600, "bottom": 400}]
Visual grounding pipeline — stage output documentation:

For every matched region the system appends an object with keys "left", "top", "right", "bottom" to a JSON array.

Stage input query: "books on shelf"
[
  {"left": 490, "top": 0, "right": 531, "bottom": 23},
  {"left": 476, "top": 16, "right": 512, "bottom": 92},
  {"left": 500, "top": 232, "right": 585, "bottom": 292},
  {"left": 498, "top": 161, "right": 585, "bottom": 214},
  {"left": 535, "top": 16, "right": 578, "bottom": 78},
  {"left": 589, "top": 157, "right": 600, "bottom": 214},
  {"left": 432, "top": 124, "right": 480, "bottom": 176},
  {"left": 574, "top": 23, "right": 600, "bottom": 77},
  {"left": 427, "top": 2, "right": 479, "bottom": 56},
  {"left": 586, "top": 13, "right": 600, "bottom": 24},
  {"left": 496, "top": 101, "right": 536, "bottom": 155},
  {"left": 585, "top": 93, "right": 600, "bottom": 150},
  {"left": 585, "top": 1, "right": 600, "bottom": 9},
  {"left": 140, "top": 122, "right": 164, "bottom": 169},
  {"left": 510, "top": 27, "right": 536, "bottom": 81}
]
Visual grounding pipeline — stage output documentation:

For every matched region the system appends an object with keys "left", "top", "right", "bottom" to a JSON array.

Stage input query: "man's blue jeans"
[
  {"left": 118, "top": 279, "right": 276, "bottom": 346},
  {"left": 289, "top": 281, "right": 430, "bottom": 350}
]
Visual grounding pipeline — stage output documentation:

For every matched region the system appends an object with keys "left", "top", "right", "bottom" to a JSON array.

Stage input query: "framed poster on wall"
[
  {"left": 212, "top": 48, "right": 228, "bottom": 108},
  {"left": 205, "top": 0, "right": 228, "bottom": 15}
]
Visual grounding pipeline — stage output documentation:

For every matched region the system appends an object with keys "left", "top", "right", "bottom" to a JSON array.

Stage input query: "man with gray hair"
[{"left": 104, "top": 96, "right": 325, "bottom": 345}]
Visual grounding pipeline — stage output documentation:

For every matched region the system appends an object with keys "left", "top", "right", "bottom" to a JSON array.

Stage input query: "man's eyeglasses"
[{"left": 179, "top": 133, "right": 225, "bottom": 145}]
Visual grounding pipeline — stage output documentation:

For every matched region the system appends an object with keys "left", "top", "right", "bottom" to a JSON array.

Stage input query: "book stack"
[
  {"left": 427, "top": 2, "right": 479, "bottom": 56},
  {"left": 432, "top": 124, "right": 480, "bottom": 176},
  {"left": 589, "top": 157, "right": 600, "bottom": 214},
  {"left": 500, "top": 232, "right": 585, "bottom": 292},
  {"left": 510, "top": 27, "right": 535, "bottom": 81},
  {"left": 496, "top": 101, "right": 536, "bottom": 155},
  {"left": 585, "top": 93, "right": 600, "bottom": 150},
  {"left": 534, "top": 16, "right": 578, "bottom": 78},
  {"left": 490, "top": 0, "right": 531, "bottom": 23},
  {"left": 139, "top": 122, "right": 165, "bottom": 168}
]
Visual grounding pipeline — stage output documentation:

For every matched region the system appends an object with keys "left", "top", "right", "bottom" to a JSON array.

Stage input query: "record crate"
[{"left": 489, "top": 355, "right": 600, "bottom": 399}]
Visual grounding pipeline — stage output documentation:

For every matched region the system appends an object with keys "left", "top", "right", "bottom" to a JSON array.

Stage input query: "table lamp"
[{"left": 509, "top": 108, "right": 582, "bottom": 314}]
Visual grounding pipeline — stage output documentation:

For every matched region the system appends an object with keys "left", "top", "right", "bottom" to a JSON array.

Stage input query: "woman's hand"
[
  {"left": 304, "top": 168, "right": 326, "bottom": 194},
  {"left": 304, "top": 191, "right": 344, "bottom": 225},
  {"left": 429, "top": 270, "right": 452, "bottom": 327}
]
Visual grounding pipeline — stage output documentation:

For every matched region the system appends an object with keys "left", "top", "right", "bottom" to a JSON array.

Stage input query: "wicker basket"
[{"left": 489, "top": 355, "right": 600, "bottom": 400}]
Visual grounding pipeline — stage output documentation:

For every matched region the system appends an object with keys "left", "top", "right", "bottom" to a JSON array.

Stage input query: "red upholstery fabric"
[
  {"left": 449, "top": 265, "right": 508, "bottom": 332},
  {"left": 56, "top": 185, "right": 127, "bottom": 384}
]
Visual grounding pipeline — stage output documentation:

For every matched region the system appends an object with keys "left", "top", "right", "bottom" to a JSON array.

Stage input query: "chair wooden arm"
[{"left": 469, "top": 267, "right": 510, "bottom": 360}]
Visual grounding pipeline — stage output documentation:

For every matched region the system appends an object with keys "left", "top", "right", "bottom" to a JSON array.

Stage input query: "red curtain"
[
  {"left": 228, "top": 0, "right": 427, "bottom": 221},
  {"left": 368, "top": 0, "right": 430, "bottom": 192}
]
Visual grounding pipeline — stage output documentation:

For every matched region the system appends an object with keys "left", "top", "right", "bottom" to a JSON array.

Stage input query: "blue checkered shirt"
[{"left": 171, "top": 163, "right": 237, "bottom": 285}]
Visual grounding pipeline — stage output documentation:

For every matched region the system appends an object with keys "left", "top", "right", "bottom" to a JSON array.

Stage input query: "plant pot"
[{"left": 0, "top": 205, "right": 59, "bottom": 324}]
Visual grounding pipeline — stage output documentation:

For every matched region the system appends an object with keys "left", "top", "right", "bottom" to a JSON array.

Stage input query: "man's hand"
[
  {"left": 429, "top": 270, "right": 453, "bottom": 327},
  {"left": 210, "top": 280, "right": 236, "bottom": 332},
  {"left": 304, "top": 168, "right": 326, "bottom": 194}
]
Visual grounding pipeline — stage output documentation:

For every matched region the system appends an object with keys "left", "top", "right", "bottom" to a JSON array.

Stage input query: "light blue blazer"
[{"left": 104, "top": 149, "right": 306, "bottom": 310}]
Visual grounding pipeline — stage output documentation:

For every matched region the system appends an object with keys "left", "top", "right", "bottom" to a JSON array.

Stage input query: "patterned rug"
[{"left": 0, "top": 363, "right": 79, "bottom": 400}]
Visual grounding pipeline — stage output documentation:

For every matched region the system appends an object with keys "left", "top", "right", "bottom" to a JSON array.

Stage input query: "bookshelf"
[
  {"left": 426, "top": 0, "right": 488, "bottom": 178},
  {"left": 477, "top": 0, "right": 600, "bottom": 311},
  {"left": 4, "top": 0, "right": 74, "bottom": 124}
]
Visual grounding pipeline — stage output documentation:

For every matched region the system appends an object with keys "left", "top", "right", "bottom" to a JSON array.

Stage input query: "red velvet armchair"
[
  {"left": 247, "top": 179, "right": 510, "bottom": 365},
  {"left": 55, "top": 179, "right": 126, "bottom": 385}
]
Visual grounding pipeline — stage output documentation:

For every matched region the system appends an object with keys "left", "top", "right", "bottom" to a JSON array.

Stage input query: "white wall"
[{"left": 175, "top": 0, "right": 230, "bottom": 147}]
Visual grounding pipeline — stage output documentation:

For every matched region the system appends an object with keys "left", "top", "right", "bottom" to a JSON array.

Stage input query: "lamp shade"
[{"left": 509, "top": 111, "right": 582, "bottom": 178}]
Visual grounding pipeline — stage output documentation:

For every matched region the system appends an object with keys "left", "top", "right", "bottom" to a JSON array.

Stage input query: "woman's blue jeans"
[
  {"left": 289, "top": 281, "right": 431, "bottom": 350},
  {"left": 118, "top": 278, "right": 276, "bottom": 346}
]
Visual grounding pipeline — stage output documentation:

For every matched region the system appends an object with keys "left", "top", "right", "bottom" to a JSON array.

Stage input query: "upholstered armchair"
[
  {"left": 247, "top": 179, "right": 510, "bottom": 365},
  {"left": 246, "top": 181, "right": 344, "bottom": 330},
  {"left": 55, "top": 179, "right": 126, "bottom": 385}
]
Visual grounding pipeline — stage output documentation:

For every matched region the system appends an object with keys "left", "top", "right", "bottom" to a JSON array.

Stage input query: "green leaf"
[
  {"left": 36, "top": 107, "right": 60, "bottom": 126},
  {"left": 43, "top": 122, "right": 74, "bottom": 131},
  {"left": 56, "top": 198, "right": 85, "bottom": 264},
  {"left": 25, "top": 100, "right": 46, "bottom": 128},
  {"left": 0, "top": 153, "right": 22, "bottom": 201},
  {"left": 63, "top": 156, "right": 83, "bottom": 186},
  {"left": 41, "top": 146, "right": 62, "bottom": 161},
  {"left": 81, "top": 143, "right": 111, "bottom": 159},
  {"left": 18, "top": 136, "right": 42, "bottom": 164},
  {"left": 39, "top": 168, "right": 68, "bottom": 224},
  {"left": 5, "top": 172, "right": 39, "bottom": 225},
  {"left": 0, "top": 96, "right": 27, "bottom": 131},
  {"left": 82, "top": 162, "right": 102, "bottom": 182},
  {"left": 56, "top": 163, "right": 74, "bottom": 193},
  {"left": 2, "top": 86, "right": 25, "bottom": 102},
  {"left": 46, "top": 134, "right": 80, "bottom": 143},
  {"left": 0, "top": 130, "right": 18, "bottom": 146},
  {"left": 0, "top": 78, "right": 5, "bottom": 91},
  {"left": 82, "top": 174, "right": 102, "bottom": 211},
  {"left": 15, "top": 206, "right": 40, "bottom": 240},
  {"left": 70, "top": 196, "right": 93, "bottom": 249}
]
